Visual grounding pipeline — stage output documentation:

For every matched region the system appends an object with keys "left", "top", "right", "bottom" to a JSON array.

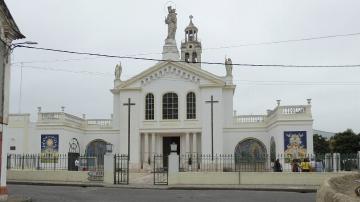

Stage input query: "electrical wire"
[
  {"left": 10, "top": 31, "right": 360, "bottom": 64},
  {"left": 14, "top": 65, "right": 360, "bottom": 86},
  {"left": 16, "top": 45, "right": 360, "bottom": 68}
]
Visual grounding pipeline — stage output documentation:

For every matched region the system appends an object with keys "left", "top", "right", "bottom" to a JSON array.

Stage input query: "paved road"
[{"left": 8, "top": 184, "right": 315, "bottom": 202}]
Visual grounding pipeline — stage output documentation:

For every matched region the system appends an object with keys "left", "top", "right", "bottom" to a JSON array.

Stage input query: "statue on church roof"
[
  {"left": 115, "top": 63, "right": 122, "bottom": 80},
  {"left": 165, "top": 6, "right": 177, "bottom": 40},
  {"left": 225, "top": 58, "right": 233, "bottom": 77}
]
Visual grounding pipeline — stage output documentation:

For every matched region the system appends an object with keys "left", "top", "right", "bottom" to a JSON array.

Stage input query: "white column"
[
  {"left": 185, "top": 133, "right": 190, "bottom": 154},
  {"left": 151, "top": 133, "right": 155, "bottom": 163},
  {"left": 144, "top": 133, "right": 149, "bottom": 164},
  {"left": 156, "top": 135, "right": 162, "bottom": 154},
  {"left": 192, "top": 133, "right": 197, "bottom": 154}
]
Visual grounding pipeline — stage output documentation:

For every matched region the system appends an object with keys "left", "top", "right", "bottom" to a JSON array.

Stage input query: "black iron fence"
[
  {"left": 179, "top": 153, "right": 360, "bottom": 172},
  {"left": 114, "top": 154, "right": 129, "bottom": 184},
  {"left": 7, "top": 153, "right": 104, "bottom": 171},
  {"left": 153, "top": 154, "right": 168, "bottom": 185}
]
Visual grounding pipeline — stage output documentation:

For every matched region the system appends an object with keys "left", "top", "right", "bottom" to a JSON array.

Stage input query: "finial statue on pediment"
[
  {"left": 165, "top": 6, "right": 177, "bottom": 40},
  {"left": 115, "top": 63, "right": 122, "bottom": 80},
  {"left": 225, "top": 58, "right": 233, "bottom": 77}
]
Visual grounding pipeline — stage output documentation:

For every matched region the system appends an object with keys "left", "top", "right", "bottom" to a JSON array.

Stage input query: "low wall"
[
  {"left": 316, "top": 173, "right": 360, "bottom": 202},
  {"left": 7, "top": 170, "right": 90, "bottom": 183},
  {"left": 169, "top": 172, "right": 352, "bottom": 185}
]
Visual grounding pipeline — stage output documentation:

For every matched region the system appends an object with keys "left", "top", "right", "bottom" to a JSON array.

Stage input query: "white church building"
[{"left": 6, "top": 8, "right": 314, "bottom": 170}]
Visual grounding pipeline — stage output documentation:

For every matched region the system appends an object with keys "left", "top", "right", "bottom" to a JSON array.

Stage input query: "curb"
[
  {"left": 167, "top": 186, "right": 318, "bottom": 193},
  {"left": 8, "top": 181, "right": 104, "bottom": 188},
  {"left": 8, "top": 181, "right": 318, "bottom": 193}
]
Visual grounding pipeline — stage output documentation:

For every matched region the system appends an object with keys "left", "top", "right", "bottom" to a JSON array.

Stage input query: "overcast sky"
[{"left": 5, "top": 0, "right": 360, "bottom": 133}]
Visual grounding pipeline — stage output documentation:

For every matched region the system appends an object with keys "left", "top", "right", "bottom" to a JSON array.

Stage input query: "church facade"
[{"left": 6, "top": 8, "right": 314, "bottom": 169}]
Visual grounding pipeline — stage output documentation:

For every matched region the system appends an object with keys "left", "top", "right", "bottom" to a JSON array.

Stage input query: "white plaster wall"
[
  {"left": 222, "top": 88, "right": 234, "bottom": 128},
  {"left": 200, "top": 87, "right": 223, "bottom": 155},
  {"left": 112, "top": 91, "right": 120, "bottom": 130},
  {"left": 6, "top": 128, "right": 25, "bottom": 154},
  {"left": 267, "top": 121, "right": 314, "bottom": 156},
  {"left": 119, "top": 90, "right": 141, "bottom": 164},
  {"left": 140, "top": 73, "right": 201, "bottom": 123}
]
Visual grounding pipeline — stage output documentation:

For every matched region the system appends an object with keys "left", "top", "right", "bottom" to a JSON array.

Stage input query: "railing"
[
  {"left": 37, "top": 112, "right": 113, "bottom": 129},
  {"left": 39, "top": 112, "right": 62, "bottom": 120},
  {"left": 179, "top": 153, "right": 359, "bottom": 172},
  {"left": 232, "top": 105, "right": 310, "bottom": 127},
  {"left": 281, "top": 106, "right": 306, "bottom": 115},
  {"left": 233, "top": 115, "right": 266, "bottom": 124},
  {"left": 7, "top": 153, "right": 104, "bottom": 172},
  {"left": 86, "top": 119, "right": 112, "bottom": 128}
]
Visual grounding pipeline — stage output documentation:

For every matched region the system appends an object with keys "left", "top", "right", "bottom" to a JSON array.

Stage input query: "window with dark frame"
[
  {"left": 186, "top": 92, "right": 196, "bottom": 119},
  {"left": 10, "top": 146, "right": 16, "bottom": 151},
  {"left": 145, "top": 93, "right": 154, "bottom": 120},
  {"left": 162, "top": 92, "right": 178, "bottom": 120}
]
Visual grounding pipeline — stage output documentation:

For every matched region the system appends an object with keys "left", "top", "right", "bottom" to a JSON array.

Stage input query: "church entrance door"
[{"left": 162, "top": 136, "right": 180, "bottom": 168}]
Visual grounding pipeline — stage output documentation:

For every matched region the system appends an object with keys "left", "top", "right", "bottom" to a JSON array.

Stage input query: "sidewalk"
[{"left": 7, "top": 180, "right": 318, "bottom": 193}]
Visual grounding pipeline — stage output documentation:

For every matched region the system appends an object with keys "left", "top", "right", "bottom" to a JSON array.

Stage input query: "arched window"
[
  {"left": 85, "top": 139, "right": 107, "bottom": 167},
  {"left": 186, "top": 92, "right": 196, "bottom": 119},
  {"left": 145, "top": 93, "right": 154, "bottom": 120},
  {"left": 234, "top": 138, "right": 267, "bottom": 171},
  {"left": 162, "top": 92, "right": 178, "bottom": 119}
]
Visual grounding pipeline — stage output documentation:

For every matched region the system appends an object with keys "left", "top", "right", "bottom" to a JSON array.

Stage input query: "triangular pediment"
[{"left": 117, "top": 61, "right": 226, "bottom": 89}]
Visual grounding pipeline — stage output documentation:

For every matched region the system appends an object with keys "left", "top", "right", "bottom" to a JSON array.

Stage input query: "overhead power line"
[
  {"left": 16, "top": 45, "right": 360, "bottom": 68},
  {"left": 14, "top": 65, "right": 360, "bottom": 86},
  {"left": 11, "top": 31, "right": 360, "bottom": 64},
  {"left": 205, "top": 32, "right": 360, "bottom": 50}
]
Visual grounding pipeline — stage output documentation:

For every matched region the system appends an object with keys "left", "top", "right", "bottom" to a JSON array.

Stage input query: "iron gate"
[
  {"left": 153, "top": 155, "right": 168, "bottom": 185},
  {"left": 114, "top": 154, "right": 129, "bottom": 184}
]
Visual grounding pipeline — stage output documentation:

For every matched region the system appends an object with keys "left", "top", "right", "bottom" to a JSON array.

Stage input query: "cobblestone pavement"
[{"left": 8, "top": 184, "right": 315, "bottom": 202}]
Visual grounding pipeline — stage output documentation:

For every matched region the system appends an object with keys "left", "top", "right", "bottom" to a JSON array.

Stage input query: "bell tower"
[{"left": 181, "top": 15, "right": 202, "bottom": 67}]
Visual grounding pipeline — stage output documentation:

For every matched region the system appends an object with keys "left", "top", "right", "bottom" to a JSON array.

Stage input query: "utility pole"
[
  {"left": 19, "top": 62, "right": 23, "bottom": 113},
  {"left": 205, "top": 95, "right": 218, "bottom": 161},
  {"left": 123, "top": 98, "right": 135, "bottom": 160},
  {"left": 123, "top": 98, "right": 135, "bottom": 184}
]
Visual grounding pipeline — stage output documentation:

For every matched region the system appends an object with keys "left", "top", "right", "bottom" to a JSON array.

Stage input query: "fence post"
[
  {"left": 21, "top": 155, "right": 24, "bottom": 170},
  {"left": 358, "top": 151, "right": 360, "bottom": 172},
  {"left": 324, "top": 153, "right": 332, "bottom": 172},
  {"left": 168, "top": 152, "right": 179, "bottom": 174},
  {"left": 333, "top": 153, "right": 340, "bottom": 172},
  {"left": 104, "top": 153, "right": 114, "bottom": 184},
  {"left": 37, "top": 154, "right": 40, "bottom": 170}
]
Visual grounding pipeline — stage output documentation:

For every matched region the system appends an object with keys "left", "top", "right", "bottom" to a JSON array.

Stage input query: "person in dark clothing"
[
  {"left": 292, "top": 159, "right": 300, "bottom": 172},
  {"left": 273, "top": 159, "right": 283, "bottom": 172}
]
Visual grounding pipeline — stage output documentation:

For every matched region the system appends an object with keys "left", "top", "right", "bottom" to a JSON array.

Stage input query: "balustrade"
[
  {"left": 281, "top": 106, "right": 306, "bottom": 114},
  {"left": 232, "top": 105, "right": 310, "bottom": 127},
  {"left": 233, "top": 115, "right": 266, "bottom": 124},
  {"left": 38, "top": 112, "right": 112, "bottom": 129}
]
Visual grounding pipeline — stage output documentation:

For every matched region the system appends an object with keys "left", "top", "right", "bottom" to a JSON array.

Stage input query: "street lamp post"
[{"left": 10, "top": 41, "right": 38, "bottom": 50}]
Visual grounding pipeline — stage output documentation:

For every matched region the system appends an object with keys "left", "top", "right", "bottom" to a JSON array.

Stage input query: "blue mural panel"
[
  {"left": 41, "top": 134, "right": 59, "bottom": 154},
  {"left": 284, "top": 131, "right": 307, "bottom": 159}
]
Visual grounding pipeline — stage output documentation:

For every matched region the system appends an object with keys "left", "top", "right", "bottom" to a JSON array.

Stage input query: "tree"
[
  {"left": 330, "top": 129, "right": 360, "bottom": 154},
  {"left": 313, "top": 134, "right": 330, "bottom": 154}
]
